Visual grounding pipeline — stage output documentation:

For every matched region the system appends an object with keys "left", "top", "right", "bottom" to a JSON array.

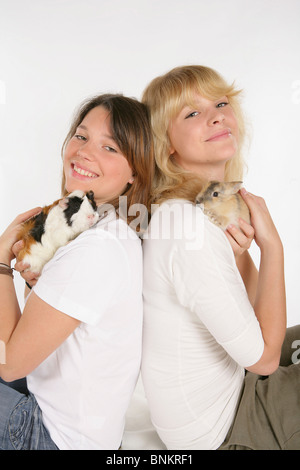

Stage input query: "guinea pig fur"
[
  {"left": 16, "top": 190, "right": 99, "bottom": 273},
  {"left": 195, "top": 181, "right": 250, "bottom": 230}
]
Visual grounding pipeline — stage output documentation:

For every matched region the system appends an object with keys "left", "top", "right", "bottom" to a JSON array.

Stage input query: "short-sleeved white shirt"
[
  {"left": 141, "top": 200, "right": 264, "bottom": 450},
  {"left": 27, "top": 210, "right": 143, "bottom": 450}
]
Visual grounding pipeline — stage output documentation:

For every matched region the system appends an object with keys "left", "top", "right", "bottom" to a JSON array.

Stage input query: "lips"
[
  {"left": 206, "top": 129, "right": 232, "bottom": 142},
  {"left": 72, "top": 163, "right": 99, "bottom": 178}
]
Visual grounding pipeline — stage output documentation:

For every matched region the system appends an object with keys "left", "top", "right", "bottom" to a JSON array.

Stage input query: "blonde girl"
[{"left": 141, "top": 65, "right": 300, "bottom": 450}]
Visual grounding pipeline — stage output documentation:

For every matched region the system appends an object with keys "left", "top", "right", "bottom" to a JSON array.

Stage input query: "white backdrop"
[{"left": 0, "top": 0, "right": 299, "bottom": 326}]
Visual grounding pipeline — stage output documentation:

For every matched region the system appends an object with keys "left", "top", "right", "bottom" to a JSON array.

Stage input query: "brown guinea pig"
[{"left": 195, "top": 181, "right": 250, "bottom": 230}]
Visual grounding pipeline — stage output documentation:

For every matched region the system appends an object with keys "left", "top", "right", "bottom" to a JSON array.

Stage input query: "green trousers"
[{"left": 219, "top": 325, "right": 300, "bottom": 450}]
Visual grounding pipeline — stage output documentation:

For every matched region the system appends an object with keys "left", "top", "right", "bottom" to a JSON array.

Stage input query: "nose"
[
  {"left": 77, "top": 140, "right": 96, "bottom": 161},
  {"left": 207, "top": 109, "right": 225, "bottom": 126}
]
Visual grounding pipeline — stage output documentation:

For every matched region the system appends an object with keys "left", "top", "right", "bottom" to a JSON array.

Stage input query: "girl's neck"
[{"left": 182, "top": 162, "right": 226, "bottom": 182}]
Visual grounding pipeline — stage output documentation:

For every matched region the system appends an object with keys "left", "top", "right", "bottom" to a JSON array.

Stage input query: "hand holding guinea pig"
[
  {"left": 195, "top": 181, "right": 254, "bottom": 257},
  {"left": 195, "top": 181, "right": 282, "bottom": 255},
  {"left": 15, "top": 190, "right": 99, "bottom": 274},
  {"left": 12, "top": 191, "right": 100, "bottom": 287},
  {"left": 0, "top": 207, "right": 42, "bottom": 266},
  {"left": 239, "top": 188, "right": 282, "bottom": 251}
]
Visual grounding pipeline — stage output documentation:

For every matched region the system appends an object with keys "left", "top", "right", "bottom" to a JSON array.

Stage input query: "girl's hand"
[
  {"left": 239, "top": 188, "right": 282, "bottom": 250},
  {"left": 13, "top": 240, "right": 40, "bottom": 287},
  {"left": 0, "top": 207, "right": 41, "bottom": 265},
  {"left": 225, "top": 218, "right": 255, "bottom": 259}
]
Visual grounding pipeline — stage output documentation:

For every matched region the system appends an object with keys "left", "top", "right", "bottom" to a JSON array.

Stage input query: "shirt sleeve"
[
  {"left": 171, "top": 204, "right": 264, "bottom": 368},
  {"left": 33, "top": 229, "right": 130, "bottom": 326}
]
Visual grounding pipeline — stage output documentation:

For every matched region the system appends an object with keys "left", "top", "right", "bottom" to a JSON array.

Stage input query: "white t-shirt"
[
  {"left": 141, "top": 200, "right": 264, "bottom": 450},
  {"left": 27, "top": 210, "right": 143, "bottom": 450}
]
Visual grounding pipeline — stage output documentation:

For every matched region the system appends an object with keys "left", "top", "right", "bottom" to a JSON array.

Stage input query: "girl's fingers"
[
  {"left": 14, "top": 260, "right": 40, "bottom": 285},
  {"left": 225, "top": 219, "right": 255, "bottom": 258},
  {"left": 14, "top": 260, "right": 31, "bottom": 273},
  {"left": 0, "top": 207, "right": 42, "bottom": 264},
  {"left": 12, "top": 240, "right": 24, "bottom": 257},
  {"left": 22, "top": 271, "right": 39, "bottom": 285},
  {"left": 226, "top": 222, "right": 254, "bottom": 247},
  {"left": 225, "top": 231, "right": 244, "bottom": 257},
  {"left": 15, "top": 207, "right": 42, "bottom": 225},
  {"left": 238, "top": 218, "right": 255, "bottom": 238},
  {"left": 239, "top": 188, "right": 281, "bottom": 249}
]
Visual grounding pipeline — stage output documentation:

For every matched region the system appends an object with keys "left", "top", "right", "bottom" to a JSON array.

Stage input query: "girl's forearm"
[
  {"left": 254, "top": 242, "right": 286, "bottom": 348},
  {"left": 0, "top": 273, "right": 21, "bottom": 378},
  {"left": 0, "top": 272, "right": 21, "bottom": 347},
  {"left": 248, "top": 242, "right": 286, "bottom": 374}
]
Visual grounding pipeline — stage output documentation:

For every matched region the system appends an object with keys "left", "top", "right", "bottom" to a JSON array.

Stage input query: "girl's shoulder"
[
  {"left": 149, "top": 198, "right": 204, "bottom": 226},
  {"left": 144, "top": 199, "right": 206, "bottom": 245},
  {"left": 145, "top": 198, "right": 232, "bottom": 255}
]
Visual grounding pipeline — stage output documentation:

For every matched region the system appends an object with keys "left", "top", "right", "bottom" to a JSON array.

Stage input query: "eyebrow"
[
  {"left": 76, "top": 125, "right": 115, "bottom": 141},
  {"left": 103, "top": 133, "right": 115, "bottom": 141},
  {"left": 177, "top": 104, "right": 195, "bottom": 117}
]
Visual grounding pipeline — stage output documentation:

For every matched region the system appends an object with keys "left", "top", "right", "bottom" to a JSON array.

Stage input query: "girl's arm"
[
  {"left": 13, "top": 239, "right": 40, "bottom": 289},
  {"left": 0, "top": 208, "right": 39, "bottom": 345},
  {"left": 169, "top": 196, "right": 285, "bottom": 376},
  {"left": 226, "top": 219, "right": 258, "bottom": 306},
  {"left": 0, "top": 209, "right": 80, "bottom": 382},
  {"left": 239, "top": 189, "right": 286, "bottom": 375},
  {"left": 0, "top": 290, "right": 80, "bottom": 382}
]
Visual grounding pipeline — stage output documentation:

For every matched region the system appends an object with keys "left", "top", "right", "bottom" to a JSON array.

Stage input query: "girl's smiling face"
[
  {"left": 63, "top": 106, "right": 134, "bottom": 205},
  {"left": 168, "top": 94, "right": 239, "bottom": 180}
]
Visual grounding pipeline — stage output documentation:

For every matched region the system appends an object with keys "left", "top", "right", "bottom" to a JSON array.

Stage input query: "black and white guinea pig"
[{"left": 16, "top": 190, "right": 99, "bottom": 273}]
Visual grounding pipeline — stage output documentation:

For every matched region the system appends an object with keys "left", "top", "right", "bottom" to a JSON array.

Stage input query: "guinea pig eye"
[{"left": 212, "top": 192, "right": 219, "bottom": 197}]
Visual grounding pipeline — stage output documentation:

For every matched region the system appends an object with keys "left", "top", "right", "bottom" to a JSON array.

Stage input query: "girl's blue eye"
[
  {"left": 217, "top": 102, "right": 229, "bottom": 108},
  {"left": 185, "top": 111, "right": 199, "bottom": 119}
]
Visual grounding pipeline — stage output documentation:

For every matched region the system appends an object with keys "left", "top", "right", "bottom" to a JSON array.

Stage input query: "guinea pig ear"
[
  {"left": 58, "top": 197, "right": 69, "bottom": 209},
  {"left": 86, "top": 191, "right": 97, "bottom": 210},
  {"left": 86, "top": 191, "right": 95, "bottom": 201},
  {"left": 195, "top": 193, "right": 203, "bottom": 204},
  {"left": 230, "top": 181, "right": 243, "bottom": 193}
]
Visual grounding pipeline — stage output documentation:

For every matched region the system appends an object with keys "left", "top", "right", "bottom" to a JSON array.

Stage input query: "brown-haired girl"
[{"left": 0, "top": 93, "right": 154, "bottom": 450}]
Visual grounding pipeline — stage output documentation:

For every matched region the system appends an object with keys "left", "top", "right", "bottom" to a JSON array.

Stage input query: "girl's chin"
[
  {"left": 65, "top": 183, "right": 89, "bottom": 195},
  {"left": 65, "top": 176, "right": 95, "bottom": 191},
  {"left": 214, "top": 146, "right": 237, "bottom": 162}
]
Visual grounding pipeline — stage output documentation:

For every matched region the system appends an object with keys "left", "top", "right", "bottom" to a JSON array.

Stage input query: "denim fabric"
[
  {"left": 0, "top": 382, "right": 59, "bottom": 450},
  {"left": 0, "top": 377, "right": 29, "bottom": 395}
]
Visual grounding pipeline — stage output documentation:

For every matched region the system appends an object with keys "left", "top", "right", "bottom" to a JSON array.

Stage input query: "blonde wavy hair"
[{"left": 142, "top": 65, "right": 247, "bottom": 204}]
